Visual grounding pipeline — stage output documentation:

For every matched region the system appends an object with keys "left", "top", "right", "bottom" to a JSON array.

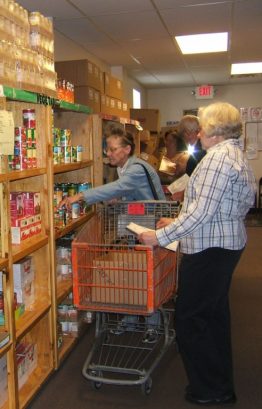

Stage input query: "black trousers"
[{"left": 175, "top": 247, "right": 244, "bottom": 399}]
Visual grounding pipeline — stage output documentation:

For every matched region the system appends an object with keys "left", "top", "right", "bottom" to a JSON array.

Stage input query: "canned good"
[
  {"left": 72, "top": 202, "right": 80, "bottom": 219},
  {"left": 23, "top": 109, "right": 36, "bottom": 128},
  {"left": 53, "top": 127, "right": 61, "bottom": 146},
  {"left": 68, "top": 183, "right": 77, "bottom": 196},
  {"left": 61, "top": 183, "right": 69, "bottom": 199},
  {"left": 76, "top": 145, "right": 83, "bottom": 162},
  {"left": 8, "top": 155, "right": 15, "bottom": 170},
  {"left": 78, "top": 183, "right": 90, "bottom": 193},
  {"left": 61, "top": 146, "right": 71, "bottom": 164},
  {"left": 60, "top": 129, "right": 71, "bottom": 147},
  {"left": 15, "top": 127, "right": 26, "bottom": 142},
  {"left": 71, "top": 146, "right": 77, "bottom": 162},
  {"left": 54, "top": 185, "right": 63, "bottom": 208},
  {"left": 54, "top": 208, "right": 66, "bottom": 228},
  {"left": 53, "top": 146, "right": 61, "bottom": 164}
]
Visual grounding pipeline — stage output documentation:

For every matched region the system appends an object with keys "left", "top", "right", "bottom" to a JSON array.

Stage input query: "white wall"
[
  {"left": 147, "top": 83, "right": 262, "bottom": 125},
  {"left": 146, "top": 82, "right": 262, "bottom": 191}
]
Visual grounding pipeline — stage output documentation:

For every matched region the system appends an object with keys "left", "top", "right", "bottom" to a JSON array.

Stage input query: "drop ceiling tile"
[
  {"left": 161, "top": 2, "right": 232, "bottom": 35},
  {"left": 90, "top": 11, "right": 168, "bottom": 40},
  {"left": 71, "top": 0, "right": 154, "bottom": 16},
  {"left": 18, "top": 0, "right": 83, "bottom": 19},
  {"left": 55, "top": 18, "right": 111, "bottom": 43}
]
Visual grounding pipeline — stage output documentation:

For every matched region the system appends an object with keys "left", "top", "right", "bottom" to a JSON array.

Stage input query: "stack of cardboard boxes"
[
  {"left": 130, "top": 108, "right": 161, "bottom": 170},
  {"left": 55, "top": 59, "right": 129, "bottom": 117}
]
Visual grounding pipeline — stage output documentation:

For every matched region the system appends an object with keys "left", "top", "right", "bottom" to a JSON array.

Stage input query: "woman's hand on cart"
[
  {"left": 156, "top": 217, "right": 175, "bottom": 228},
  {"left": 138, "top": 231, "right": 158, "bottom": 247}
]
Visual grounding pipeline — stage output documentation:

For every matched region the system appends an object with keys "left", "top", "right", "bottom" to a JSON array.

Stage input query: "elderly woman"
[
  {"left": 60, "top": 127, "right": 165, "bottom": 206},
  {"left": 59, "top": 127, "right": 165, "bottom": 343},
  {"left": 139, "top": 102, "right": 256, "bottom": 404}
]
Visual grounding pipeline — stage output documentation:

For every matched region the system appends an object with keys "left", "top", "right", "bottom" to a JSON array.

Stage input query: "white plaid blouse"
[{"left": 156, "top": 139, "right": 257, "bottom": 254}]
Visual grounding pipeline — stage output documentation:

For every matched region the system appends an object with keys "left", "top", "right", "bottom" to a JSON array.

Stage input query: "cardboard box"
[
  {"left": 55, "top": 59, "right": 102, "bottom": 91},
  {"left": 10, "top": 192, "right": 24, "bottom": 219},
  {"left": 122, "top": 101, "right": 130, "bottom": 118},
  {"left": 104, "top": 72, "right": 123, "bottom": 100},
  {"left": 13, "top": 256, "right": 34, "bottom": 288},
  {"left": 14, "top": 281, "right": 35, "bottom": 308},
  {"left": 91, "top": 252, "right": 147, "bottom": 306},
  {"left": 74, "top": 86, "right": 100, "bottom": 113},
  {"left": 139, "top": 153, "right": 160, "bottom": 170},
  {"left": 130, "top": 109, "right": 160, "bottom": 132}
]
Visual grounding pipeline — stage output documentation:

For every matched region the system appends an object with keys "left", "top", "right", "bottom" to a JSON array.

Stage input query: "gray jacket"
[{"left": 82, "top": 155, "right": 165, "bottom": 204}]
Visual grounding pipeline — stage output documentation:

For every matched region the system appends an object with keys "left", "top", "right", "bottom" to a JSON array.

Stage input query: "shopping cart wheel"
[
  {"left": 90, "top": 371, "right": 103, "bottom": 390},
  {"left": 91, "top": 380, "right": 103, "bottom": 390},
  {"left": 141, "top": 377, "right": 152, "bottom": 395}
]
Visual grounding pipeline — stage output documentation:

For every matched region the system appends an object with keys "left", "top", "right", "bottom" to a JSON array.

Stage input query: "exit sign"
[{"left": 195, "top": 85, "right": 214, "bottom": 99}]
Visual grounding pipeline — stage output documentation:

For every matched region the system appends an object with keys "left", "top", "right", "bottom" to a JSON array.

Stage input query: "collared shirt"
[
  {"left": 117, "top": 158, "right": 129, "bottom": 177},
  {"left": 82, "top": 155, "right": 165, "bottom": 204},
  {"left": 156, "top": 139, "right": 256, "bottom": 253}
]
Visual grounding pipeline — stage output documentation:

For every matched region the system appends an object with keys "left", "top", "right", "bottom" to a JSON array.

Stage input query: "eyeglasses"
[{"left": 103, "top": 146, "right": 123, "bottom": 154}]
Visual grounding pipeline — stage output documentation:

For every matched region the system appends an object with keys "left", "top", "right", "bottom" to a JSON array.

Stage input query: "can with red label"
[{"left": 23, "top": 109, "right": 36, "bottom": 128}]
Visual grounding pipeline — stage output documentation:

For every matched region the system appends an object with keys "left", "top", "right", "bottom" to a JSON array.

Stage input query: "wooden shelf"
[
  {"left": 57, "top": 279, "right": 73, "bottom": 304},
  {"left": 19, "top": 365, "right": 53, "bottom": 409},
  {"left": 0, "top": 257, "right": 8, "bottom": 270},
  {"left": 0, "top": 339, "right": 12, "bottom": 358},
  {"left": 7, "top": 168, "right": 47, "bottom": 182},
  {"left": 55, "top": 212, "right": 94, "bottom": 239},
  {"left": 54, "top": 160, "right": 93, "bottom": 175},
  {"left": 12, "top": 234, "right": 49, "bottom": 263},
  {"left": 55, "top": 99, "right": 92, "bottom": 114},
  {"left": 15, "top": 301, "right": 51, "bottom": 340},
  {"left": 0, "top": 82, "right": 96, "bottom": 407},
  {"left": 58, "top": 335, "right": 77, "bottom": 363}
]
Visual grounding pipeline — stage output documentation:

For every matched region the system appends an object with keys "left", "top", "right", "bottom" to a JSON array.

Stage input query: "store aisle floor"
[{"left": 28, "top": 227, "right": 262, "bottom": 409}]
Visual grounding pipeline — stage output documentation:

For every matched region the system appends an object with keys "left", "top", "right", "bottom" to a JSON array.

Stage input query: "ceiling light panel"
[
  {"left": 231, "top": 62, "right": 262, "bottom": 75},
  {"left": 175, "top": 32, "right": 228, "bottom": 54}
]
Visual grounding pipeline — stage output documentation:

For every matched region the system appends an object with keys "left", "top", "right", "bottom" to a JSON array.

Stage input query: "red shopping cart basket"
[{"left": 72, "top": 201, "right": 179, "bottom": 315}]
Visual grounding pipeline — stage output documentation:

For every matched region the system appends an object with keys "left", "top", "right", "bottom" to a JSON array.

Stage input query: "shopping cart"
[{"left": 72, "top": 201, "right": 179, "bottom": 394}]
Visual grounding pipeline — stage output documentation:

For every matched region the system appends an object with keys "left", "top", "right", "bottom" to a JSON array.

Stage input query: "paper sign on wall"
[{"left": 0, "top": 110, "right": 14, "bottom": 155}]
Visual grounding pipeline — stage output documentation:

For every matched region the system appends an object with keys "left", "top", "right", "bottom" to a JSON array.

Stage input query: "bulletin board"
[{"left": 244, "top": 121, "right": 262, "bottom": 160}]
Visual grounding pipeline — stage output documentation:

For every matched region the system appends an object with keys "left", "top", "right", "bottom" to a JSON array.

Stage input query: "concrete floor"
[{"left": 28, "top": 227, "right": 262, "bottom": 409}]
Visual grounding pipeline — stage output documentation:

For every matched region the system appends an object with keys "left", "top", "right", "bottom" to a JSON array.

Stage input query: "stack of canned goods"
[
  {"left": 53, "top": 127, "right": 83, "bottom": 165},
  {"left": 8, "top": 109, "right": 37, "bottom": 171},
  {"left": 54, "top": 182, "right": 92, "bottom": 228}
]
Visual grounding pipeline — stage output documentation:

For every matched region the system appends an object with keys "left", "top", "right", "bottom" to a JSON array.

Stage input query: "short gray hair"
[{"left": 198, "top": 102, "right": 242, "bottom": 139}]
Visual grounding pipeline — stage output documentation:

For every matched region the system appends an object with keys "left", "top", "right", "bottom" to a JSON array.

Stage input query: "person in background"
[
  {"left": 179, "top": 114, "right": 206, "bottom": 175},
  {"left": 158, "top": 128, "right": 189, "bottom": 186},
  {"left": 59, "top": 127, "right": 165, "bottom": 343},
  {"left": 138, "top": 102, "right": 257, "bottom": 404}
]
